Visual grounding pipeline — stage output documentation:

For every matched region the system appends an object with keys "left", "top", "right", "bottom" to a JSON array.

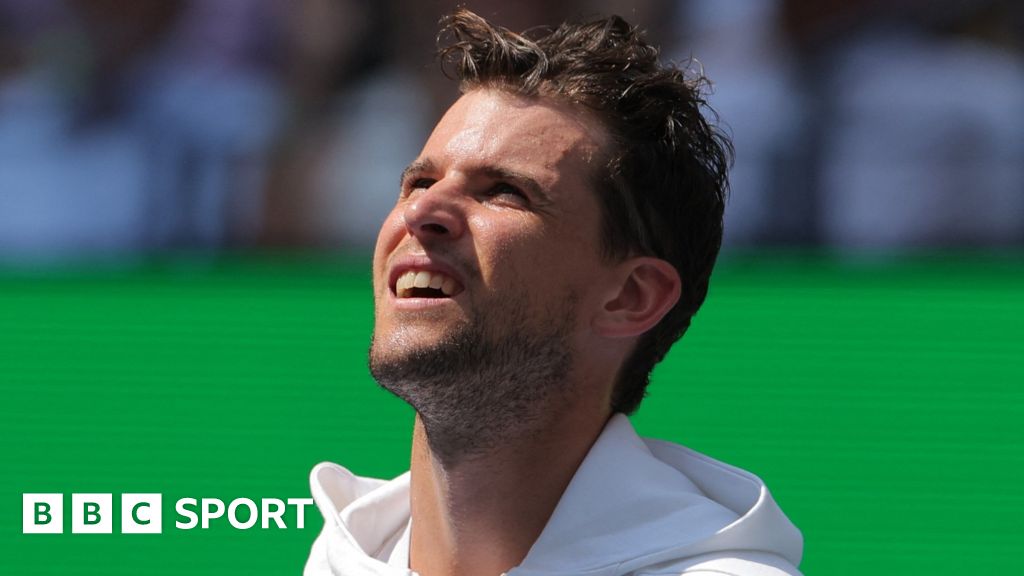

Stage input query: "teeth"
[
  {"left": 395, "top": 270, "right": 461, "bottom": 298},
  {"left": 396, "top": 272, "right": 415, "bottom": 293},
  {"left": 413, "top": 271, "right": 431, "bottom": 288}
]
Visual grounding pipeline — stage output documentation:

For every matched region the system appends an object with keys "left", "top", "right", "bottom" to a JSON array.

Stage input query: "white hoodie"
[{"left": 305, "top": 414, "right": 803, "bottom": 575}]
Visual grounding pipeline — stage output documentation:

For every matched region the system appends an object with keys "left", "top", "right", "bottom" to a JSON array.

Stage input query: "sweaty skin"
[{"left": 370, "top": 89, "right": 681, "bottom": 576}]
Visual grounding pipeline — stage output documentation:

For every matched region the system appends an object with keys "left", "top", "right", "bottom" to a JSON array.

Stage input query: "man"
[{"left": 306, "top": 9, "right": 803, "bottom": 576}]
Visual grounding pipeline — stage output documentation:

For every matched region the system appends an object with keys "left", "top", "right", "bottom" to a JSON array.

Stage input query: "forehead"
[{"left": 419, "top": 89, "right": 607, "bottom": 195}]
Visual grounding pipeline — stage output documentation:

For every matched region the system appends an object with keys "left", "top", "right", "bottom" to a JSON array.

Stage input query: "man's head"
[
  {"left": 370, "top": 9, "right": 730, "bottom": 450},
  {"left": 370, "top": 90, "right": 609, "bottom": 461}
]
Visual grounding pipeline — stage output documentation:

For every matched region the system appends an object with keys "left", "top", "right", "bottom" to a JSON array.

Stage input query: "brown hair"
[{"left": 438, "top": 9, "right": 732, "bottom": 414}]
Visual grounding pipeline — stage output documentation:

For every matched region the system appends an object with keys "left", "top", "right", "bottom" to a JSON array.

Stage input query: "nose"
[{"left": 402, "top": 181, "right": 466, "bottom": 241}]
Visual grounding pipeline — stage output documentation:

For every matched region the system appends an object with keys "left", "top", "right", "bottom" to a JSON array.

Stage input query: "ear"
[{"left": 592, "top": 257, "right": 681, "bottom": 338}]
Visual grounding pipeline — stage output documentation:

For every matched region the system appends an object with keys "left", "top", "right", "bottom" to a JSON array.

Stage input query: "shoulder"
[{"left": 636, "top": 551, "right": 803, "bottom": 576}]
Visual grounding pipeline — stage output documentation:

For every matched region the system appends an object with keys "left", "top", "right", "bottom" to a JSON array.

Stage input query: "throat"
[
  {"left": 408, "top": 423, "right": 556, "bottom": 576},
  {"left": 408, "top": 408, "right": 609, "bottom": 576}
]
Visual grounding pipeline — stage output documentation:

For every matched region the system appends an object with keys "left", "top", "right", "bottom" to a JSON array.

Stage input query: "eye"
[
  {"left": 401, "top": 178, "right": 435, "bottom": 198},
  {"left": 487, "top": 183, "right": 528, "bottom": 205}
]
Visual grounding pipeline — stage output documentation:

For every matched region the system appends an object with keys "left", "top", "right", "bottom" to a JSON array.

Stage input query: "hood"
[
  {"left": 305, "top": 414, "right": 803, "bottom": 576},
  {"left": 305, "top": 464, "right": 413, "bottom": 576}
]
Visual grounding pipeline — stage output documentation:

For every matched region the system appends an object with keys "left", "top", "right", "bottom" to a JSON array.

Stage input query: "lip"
[{"left": 387, "top": 254, "right": 467, "bottom": 302}]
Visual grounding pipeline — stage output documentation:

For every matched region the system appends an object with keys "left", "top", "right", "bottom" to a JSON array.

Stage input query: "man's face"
[{"left": 369, "top": 89, "right": 612, "bottom": 456}]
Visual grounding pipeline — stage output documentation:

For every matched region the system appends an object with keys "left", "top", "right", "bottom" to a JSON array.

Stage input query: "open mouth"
[{"left": 394, "top": 269, "right": 464, "bottom": 299}]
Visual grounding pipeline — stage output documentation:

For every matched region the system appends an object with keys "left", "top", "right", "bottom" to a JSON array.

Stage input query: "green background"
[{"left": 2, "top": 253, "right": 1022, "bottom": 574}]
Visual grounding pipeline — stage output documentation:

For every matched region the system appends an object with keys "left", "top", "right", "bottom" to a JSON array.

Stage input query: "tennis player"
[{"left": 306, "top": 9, "right": 802, "bottom": 576}]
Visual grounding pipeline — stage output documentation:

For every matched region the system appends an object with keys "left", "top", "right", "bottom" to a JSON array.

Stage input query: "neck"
[{"left": 408, "top": 404, "right": 610, "bottom": 576}]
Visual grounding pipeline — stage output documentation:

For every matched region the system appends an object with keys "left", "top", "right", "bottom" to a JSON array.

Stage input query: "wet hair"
[{"left": 437, "top": 8, "right": 732, "bottom": 414}]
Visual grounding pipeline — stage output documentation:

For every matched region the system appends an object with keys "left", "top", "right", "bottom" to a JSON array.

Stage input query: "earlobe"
[{"left": 593, "top": 258, "right": 681, "bottom": 338}]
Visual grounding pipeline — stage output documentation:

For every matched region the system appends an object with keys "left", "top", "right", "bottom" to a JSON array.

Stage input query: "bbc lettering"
[{"left": 23, "top": 493, "right": 314, "bottom": 534}]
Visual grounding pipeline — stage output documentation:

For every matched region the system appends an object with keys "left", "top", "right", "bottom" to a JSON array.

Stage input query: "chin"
[{"left": 370, "top": 327, "right": 442, "bottom": 368}]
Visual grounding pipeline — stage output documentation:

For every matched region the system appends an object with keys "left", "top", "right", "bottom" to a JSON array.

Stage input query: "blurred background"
[
  {"left": 1, "top": 0, "right": 1022, "bottom": 259},
  {"left": 1, "top": 1, "right": 1022, "bottom": 575}
]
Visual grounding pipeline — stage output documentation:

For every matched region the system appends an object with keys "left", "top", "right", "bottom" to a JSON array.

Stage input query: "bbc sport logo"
[{"left": 23, "top": 493, "right": 314, "bottom": 534}]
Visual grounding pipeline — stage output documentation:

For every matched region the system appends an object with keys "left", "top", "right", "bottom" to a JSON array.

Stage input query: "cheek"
[
  {"left": 374, "top": 208, "right": 405, "bottom": 258},
  {"left": 528, "top": 230, "right": 606, "bottom": 300},
  {"left": 468, "top": 213, "right": 537, "bottom": 279},
  {"left": 372, "top": 209, "right": 406, "bottom": 291},
  {"left": 473, "top": 216, "right": 596, "bottom": 298}
]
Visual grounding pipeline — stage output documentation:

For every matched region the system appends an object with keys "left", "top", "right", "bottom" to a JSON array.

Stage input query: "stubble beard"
[{"left": 369, "top": 294, "right": 578, "bottom": 467}]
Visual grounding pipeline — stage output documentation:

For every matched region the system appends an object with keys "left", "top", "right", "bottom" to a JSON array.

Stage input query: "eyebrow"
[
  {"left": 400, "top": 158, "right": 436, "bottom": 187},
  {"left": 401, "top": 158, "right": 550, "bottom": 204},
  {"left": 479, "top": 166, "right": 549, "bottom": 204}
]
